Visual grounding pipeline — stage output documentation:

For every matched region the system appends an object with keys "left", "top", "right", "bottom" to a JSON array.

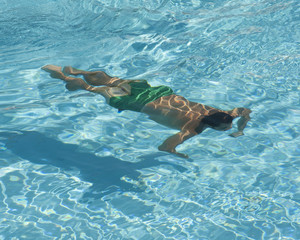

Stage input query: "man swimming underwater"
[{"left": 42, "top": 65, "right": 251, "bottom": 158}]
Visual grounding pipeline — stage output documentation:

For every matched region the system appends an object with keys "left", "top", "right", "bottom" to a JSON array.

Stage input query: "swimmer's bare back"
[{"left": 42, "top": 65, "right": 251, "bottom": 158}]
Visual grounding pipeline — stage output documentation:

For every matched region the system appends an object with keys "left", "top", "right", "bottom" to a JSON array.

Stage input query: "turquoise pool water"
[{"left": 0, "top": 0, "right": 299, "bottom": 239}]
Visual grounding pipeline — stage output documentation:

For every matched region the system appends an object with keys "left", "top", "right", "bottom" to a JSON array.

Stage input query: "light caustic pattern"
[{"left": 0, "top": 0, "right": 299, "bottom": 239}]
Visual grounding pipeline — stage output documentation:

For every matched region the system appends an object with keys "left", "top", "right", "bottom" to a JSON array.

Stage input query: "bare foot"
[
  {"left": 42, "top": 65, "right": 88, "bottom": 91},
  {"left": 63, "top": 66, "right": 113, "bottom": 86},
  {"left": 63, "top": 66, "right": 85, "bottom": 76},
  {"left": 41, "top": 65, "right": 66, "bottom": 80},
  {"left": 64, "top": 77, "right": 89, "bottom": 91}
]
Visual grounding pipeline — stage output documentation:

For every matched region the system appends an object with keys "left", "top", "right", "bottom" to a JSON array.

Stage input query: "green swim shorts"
[{"left": 108, "top": 80, "right": 173, "bottom": 112}]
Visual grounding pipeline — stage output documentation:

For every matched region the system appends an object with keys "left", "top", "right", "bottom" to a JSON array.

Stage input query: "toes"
[
  {"left": 41, "top": 65, "right": 53, "bottom": 73},
  {"left": 41, "top": 65, "right": 49, "bottom": 70},
  {"left": 41, "top": 65, "right": 61, "bottom": 73},
  {"left": 42, "top": 65, "right": 65, "bottom": 80}
]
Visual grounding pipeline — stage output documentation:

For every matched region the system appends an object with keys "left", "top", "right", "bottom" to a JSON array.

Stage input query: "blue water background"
[{"left": 0, "top": 0, "right": 299, "bottom": 239}]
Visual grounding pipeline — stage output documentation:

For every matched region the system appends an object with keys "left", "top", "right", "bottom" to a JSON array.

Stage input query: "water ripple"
[{"left": 1, "top": 0, "right": 299, "bottom": 239}]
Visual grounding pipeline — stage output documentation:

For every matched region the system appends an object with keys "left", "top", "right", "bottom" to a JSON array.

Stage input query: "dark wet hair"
[{"left": 202, "top": 112, "right": 233, "bottom": 128}]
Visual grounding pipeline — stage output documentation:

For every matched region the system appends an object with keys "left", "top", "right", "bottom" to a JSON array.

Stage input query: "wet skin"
[{"left": 42, "top": 65, "right": 251, "bottom": 158}]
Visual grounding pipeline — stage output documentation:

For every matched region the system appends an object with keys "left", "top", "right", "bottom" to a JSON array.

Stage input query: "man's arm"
[
  {"left": 158, "top": 129, "right": 198, "bottom": 158},
  {"left": 229, "top": 108, "right": 252, "bottom": 137}
]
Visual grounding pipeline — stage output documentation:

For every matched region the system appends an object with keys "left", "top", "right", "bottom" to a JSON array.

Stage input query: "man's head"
[{"left": 202, "top": 112, "right": 233, "bottom": 131}]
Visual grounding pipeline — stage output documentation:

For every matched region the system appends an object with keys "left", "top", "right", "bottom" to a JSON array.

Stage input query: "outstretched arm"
[
  {"left": 158, "top": 129, "right": 198, "bottom": 158},
  {"left": 229, "top": 108, "right": 252, "bottom": 137}
]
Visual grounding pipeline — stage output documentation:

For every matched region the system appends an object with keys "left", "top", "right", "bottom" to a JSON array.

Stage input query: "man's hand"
[
  {"left": 157, "top": 130, "right": 197, "bottom": 159},
  {"left": 229, "top": 131, "right": 244, "bottom": 138},
  {"left": 158, "top": 145, "right": 189, "bottom": 159}
]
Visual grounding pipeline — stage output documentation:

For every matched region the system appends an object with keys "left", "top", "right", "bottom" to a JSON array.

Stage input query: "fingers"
[
  {"left": 229, "top": 131, "right": 244, "bottom": 138},
  {"left": 158, "top": 146, "right": 189, "bottom": 159},
  {"left": 174, "top": 151, "right": 189, "bottom": 159}
]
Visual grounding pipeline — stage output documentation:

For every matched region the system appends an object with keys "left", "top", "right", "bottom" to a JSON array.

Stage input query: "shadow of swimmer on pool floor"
[
  {"left": 42, "top": 65, "right": 252, "bottom": 159},
  {"left": 3, "top": 131, "right": 187, "bottom": 199}
]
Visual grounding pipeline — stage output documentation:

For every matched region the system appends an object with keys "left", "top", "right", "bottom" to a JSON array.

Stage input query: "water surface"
[{"left": 0, "top": 0, "right": 299, "bottom": 239}]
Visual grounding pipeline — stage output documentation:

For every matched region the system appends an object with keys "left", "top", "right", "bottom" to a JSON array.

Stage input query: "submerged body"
[
  {"left": 42, "top": 65, "right": 251, "bottom": 158},
  {"left": 109, "top": 80, "right": 173, "bottom": 112}
]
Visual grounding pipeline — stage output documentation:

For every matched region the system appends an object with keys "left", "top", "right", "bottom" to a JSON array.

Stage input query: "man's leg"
[{"left": 42, "top": 65, "right": 127, "bottom": 100}]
